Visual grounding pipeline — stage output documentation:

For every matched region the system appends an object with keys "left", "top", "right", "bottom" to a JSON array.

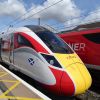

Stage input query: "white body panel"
[{"left": 14, "top": 47, "right": 56, "bottom": 85}]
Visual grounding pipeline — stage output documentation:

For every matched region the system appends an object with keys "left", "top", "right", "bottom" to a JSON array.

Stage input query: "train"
[
  {"left": 59, "top": 27, "right": 100, "bottom": 70},
  {"left": 0, "top": 25, "right": 92, "bottom": 96}
]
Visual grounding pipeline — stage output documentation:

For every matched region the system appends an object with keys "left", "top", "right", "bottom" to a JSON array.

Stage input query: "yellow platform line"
[
  {"left": 0, "top": 80, "right": 19, "bottom": 83},
  {"left": 0, "top": 67, "right": 50, "bottom": 100},
  {"left": 0, "top": 96, "right": 43, "bottom": 100},
  {"left": 1, "top": 81, "right": 20, "bottom": 96},
  {"left": 0, "top": 72, "right": 6, "bottom": 74},
  {"left": 0, "top": 73, "right": 8, "bottom": 78},
  {"left": 0, "top": 72, "right": 7, "bottom": 75}
]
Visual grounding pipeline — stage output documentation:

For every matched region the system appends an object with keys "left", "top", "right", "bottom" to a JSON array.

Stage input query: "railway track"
[
  {"left": 76, "top": 68, "right": 100, "bottom": 100},
  {"left": 76, "top": 90, "right": 100, "bottom": 100},
  {"left": 1, "top": 62, "right": 100, "bottom": 100},
  {"left": 88, "top": 69, "right": 100, "bottom": 93}
]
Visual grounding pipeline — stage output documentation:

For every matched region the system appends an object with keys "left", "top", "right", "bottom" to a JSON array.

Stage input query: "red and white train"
[{"left": 0, "top": 25, "right": 92, "bottom": 96}]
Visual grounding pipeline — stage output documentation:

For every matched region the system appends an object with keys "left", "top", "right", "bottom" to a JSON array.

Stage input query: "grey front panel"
[{"left": 14, "top": 47, "right": 56, "bottom": 85}]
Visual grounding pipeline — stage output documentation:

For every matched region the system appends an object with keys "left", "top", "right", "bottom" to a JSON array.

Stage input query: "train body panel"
[
  {"left": 0, "top": 25, "right": 92, "bottom": 96},
  {"left": 14, "top": 47, "right": 56, "bottom": 85}
]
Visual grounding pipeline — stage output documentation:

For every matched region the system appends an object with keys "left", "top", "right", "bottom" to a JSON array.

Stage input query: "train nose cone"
[{"left": 61, "top": 63, "right": 92, "bottom": 95}]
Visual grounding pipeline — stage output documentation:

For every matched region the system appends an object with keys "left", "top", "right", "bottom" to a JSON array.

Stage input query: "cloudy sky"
[{"left": 0, "top": 0, "right": 100, "bottom": 32}]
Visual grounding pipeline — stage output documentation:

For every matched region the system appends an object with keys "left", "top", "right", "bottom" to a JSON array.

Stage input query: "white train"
[{"left": 0, "top": 25, "right": 92, "bottom": 96}]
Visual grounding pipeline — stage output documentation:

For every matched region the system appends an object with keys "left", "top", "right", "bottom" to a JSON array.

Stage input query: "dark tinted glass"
[
  {"left": 83, "top": 33, "right": 100, "bottom": 44},
  {"left": 18, "top": 34, "right": 33, "bottom": 48},
  {"left": 41, "top": 54, "right": 62, "bottom": 68},
  {"left": 26, "top": 25, "right": 73, "bottom": 54},
  {"left": 36, "top": 31, "right": 73, "bottom": 54}
]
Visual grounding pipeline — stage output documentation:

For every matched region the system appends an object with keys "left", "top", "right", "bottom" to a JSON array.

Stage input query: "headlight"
[{"left": 41, "top": 53, "right": 62, "bottom": 68}]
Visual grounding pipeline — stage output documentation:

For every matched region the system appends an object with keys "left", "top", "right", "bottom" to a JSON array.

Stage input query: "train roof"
[
  {"left": 0, "top": 25, "right": 50, "bottom": 38},
  {"left": 60, "top": 21, "right": 100, "bottom": 33},
  {"left": 25, "top": 25, "right": 49, "bottom": 33},
  {"left": 59, "top": 28, "right": 100, "bottom": 37},
  {"left": 59, "top": 22, "right": 100, "bottom": 37}
]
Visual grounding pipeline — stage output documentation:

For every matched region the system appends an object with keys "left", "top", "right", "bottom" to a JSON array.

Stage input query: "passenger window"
[
  {"left": 83, "top": 33, "right": 100, "bottom": 44},
  {"left": 1, "top": 35, "right": 11, "bottom": 51},
  {"left": 17, "top": 34, "right": 33, "bottom": 48}
]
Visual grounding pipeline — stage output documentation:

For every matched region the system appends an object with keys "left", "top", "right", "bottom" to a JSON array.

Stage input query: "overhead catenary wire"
[
  {"left": 44, "top": 10, "right": 100, "bottom": 29},
  {"left": 11, "top": 0, "right": 64, "bottom": 26},
  {"left": 1, "top": 0, "right": 100, "bottom": 33},
  {"left": 45, "top": 10, "right": 100, "bottom": 32},
  {"left": 0, "top": 0, "right": 46, "bottom": 31},
  {"left": 0, "top": 0, "right": 64, "bottom": 32},
  {"left": 55, "top": 17, "right": 100, "bottom": 33},
  {"left": 42, "top": 7, "right": 100, "bottom": 31}
]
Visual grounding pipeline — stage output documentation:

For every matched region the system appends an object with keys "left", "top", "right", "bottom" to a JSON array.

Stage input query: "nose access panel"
[
  {"left": 54, "top": 53, "right": 92, "bottom": 95},
  {"left": 67, "top": 63, "right": 92, "bottom": 95}
]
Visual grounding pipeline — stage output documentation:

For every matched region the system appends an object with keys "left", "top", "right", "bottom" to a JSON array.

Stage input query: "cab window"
[
  {"left": 83, "top": 33, "right": 100, "bottom": 44},
  {"left": 36, "top": 31, "right": 74, "bottom": 54},
  {"left": 14, "top": 34, "right": 33, "bottom": 48}
]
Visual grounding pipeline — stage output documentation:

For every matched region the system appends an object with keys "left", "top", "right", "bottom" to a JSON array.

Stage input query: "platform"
[{"left": 0, "top": 65, "right": 51, "bottom": 100}]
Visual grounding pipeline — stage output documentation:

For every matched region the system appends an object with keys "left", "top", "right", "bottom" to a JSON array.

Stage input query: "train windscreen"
[
  {"left": 25, "top": 25, "right": 73, "bottom": 54},
  {"left": 36, "top": 31, "right": 73, "bottom": 54}
]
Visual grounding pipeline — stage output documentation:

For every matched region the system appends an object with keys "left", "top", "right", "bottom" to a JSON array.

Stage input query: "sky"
[{"left": 0, "top": 0, "right": 100, "bottom": 32}]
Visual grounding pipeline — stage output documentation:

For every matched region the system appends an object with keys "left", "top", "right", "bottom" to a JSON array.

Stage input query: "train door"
[
  {"left": 10, "top": 33, "right": 14, "bottom": 64},
  {"left": 1, "top": 33, "right": 14, "bottom": 64},
  {"left": 0, "top": 38, "right": 2, "bottom": 61}
]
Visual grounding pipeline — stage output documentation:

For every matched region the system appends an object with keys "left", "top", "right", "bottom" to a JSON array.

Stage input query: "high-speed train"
[{"left": 0, "top": 25, "right": 92, "bottom": 96}]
